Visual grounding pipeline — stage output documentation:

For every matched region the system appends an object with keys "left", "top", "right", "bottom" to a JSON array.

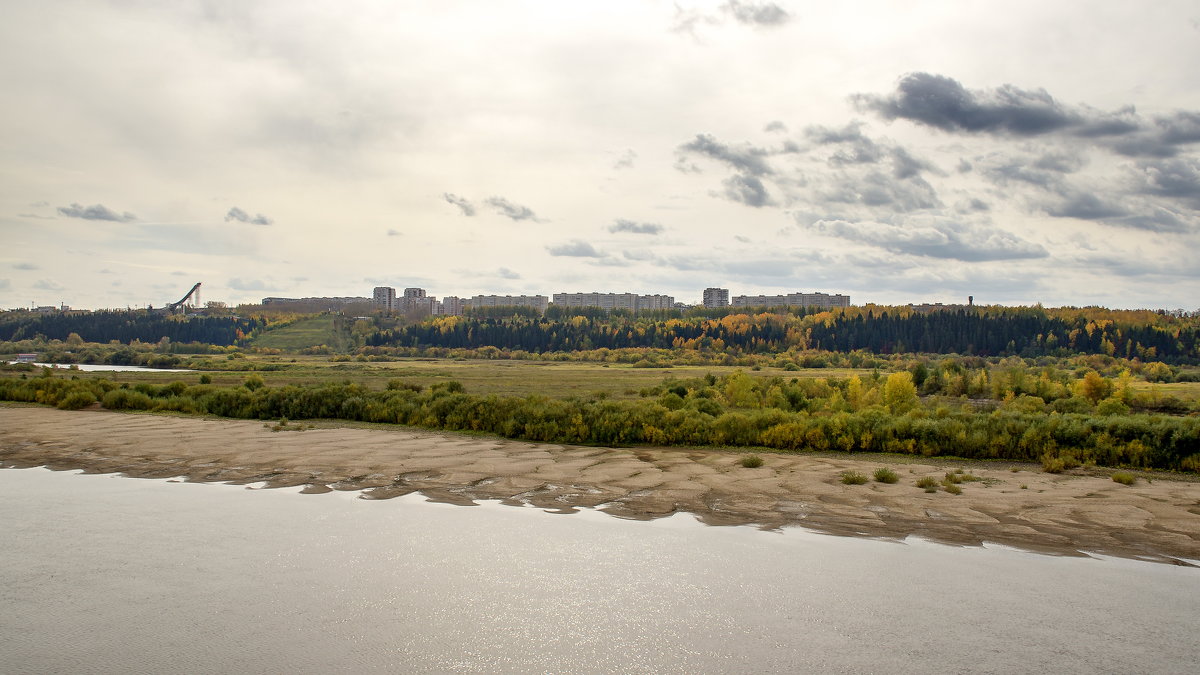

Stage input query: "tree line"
[
  {"left": 0, "top": 311, "right": 262, "bottom": 346},
  {"left": 4, "top": 366, "right": 1196, "bottom": 472},
  {"left": 365, "top": 308, "right": 1200, "bottom": 362}
]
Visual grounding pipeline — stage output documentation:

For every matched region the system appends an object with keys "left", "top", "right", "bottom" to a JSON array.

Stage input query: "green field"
[
  {"left": 52, "top": 356, "right": 870, "bottom": 400},
  {"left": 15, "top": 353, "right": 1200, "bottom": 407},
  {"left": 248, "top": 315, "right": 349, "bottom": 351}
]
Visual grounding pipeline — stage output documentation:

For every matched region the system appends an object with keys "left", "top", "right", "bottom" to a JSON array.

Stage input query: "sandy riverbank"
[{"left": 2, "top": 405, "right": 1199, "bottom": 564}]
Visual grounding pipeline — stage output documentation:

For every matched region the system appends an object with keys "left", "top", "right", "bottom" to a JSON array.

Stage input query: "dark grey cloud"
[
  {"left": 1031, "top": 151, "right": 1086, "bottom": 174},
  {"left": 678, "top": 134, "right": 774, "bottom": 176},
  {"left": 854, "top": 73, "right": 1200, "bottom": 158},
  {"left": 764, "top": 120, "right": 788, "bottom": 133},
  {"left": 1096, "top": 208, "right": 1195, "bottom": 234},
  {"left": 496, "top": 267, "right": 521, "bottom": 279},
  {"left": 1042, "top": 192, "right": 1128, "bottom": 221},
  {"left": 722, "top": 174, "right": 774, "bottom": 207},
  {"left": 805, "top": 123, "right": 940, "bottom": 181},
  {"left": 810, "top": 217, "right": 1048, "bottom": 262},
  {"left": 443, "top": 193, "right": 476, "bottom": 216},
  {"left": 854, "top": 73, "right": 1081, "bottom": 136},
  {"left": 721, "top": 1, "right": 791, "bottom": 27},
  {"left": 959, "top": 198, "right": 990, "bottom": 213},
  {"left": 547, "top": 240, "right": 605, "bottom": 257},
  {"left": 486, "top": 196, "right": 542, "bottom": 222},
  {"left": 1107, "top": 111, "right": 1200, "bottom": 157},
  {"left": 1128, "top": 158, "right": 1200, "bottom": 208},
  {"left": 13, "top": 262, "right": 38, "bottom": 270},
  {"left": 225, "top": 206, "right": 273, "bottom": 226},
  {"left": 609, "top": 219, "right": 664, "bottom": 235},
  {"left": 979, "top": 155, "right": 1070, "bottom": 192},
  {"left": 806, "top": 122, "right": 885, "bottom": 165},
  {"left": 57, "top": 202, "right": 136, "bottom": 222},
  {"left": 820, "top": 171, "right": 941, "bottom": 212},
  {"left": 889, "top": 147, "right": 939, "bottom": 179}
]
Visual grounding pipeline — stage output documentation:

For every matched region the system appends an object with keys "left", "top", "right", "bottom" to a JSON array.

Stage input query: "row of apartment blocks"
[
  {"left": 703, "top": 288, "right": 851, "bottom": 310},
  {"left": 550, "top": 292, "right": 675, "bottom": 312},
  {"left": 373, "top": 287, "right": 548, "bottom": 316},
  {"left": 371, "top": 286, "right": 848, "bottom": 316},
  {"left": 372, "top": 287, "right": 672, "bottom": 316}
]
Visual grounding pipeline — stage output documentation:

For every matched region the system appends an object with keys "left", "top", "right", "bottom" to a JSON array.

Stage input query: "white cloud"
[{"left": 0, "top": 1, "right": 1198, "bottom": 309}]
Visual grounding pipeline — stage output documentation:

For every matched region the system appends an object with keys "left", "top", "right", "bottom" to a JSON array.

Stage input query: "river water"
[
  {"left": 1, "top": 468, "right": 1196, "bottom": 674},
  {"left": 13, "top": 362, "right": 194, "bottom": 372}
]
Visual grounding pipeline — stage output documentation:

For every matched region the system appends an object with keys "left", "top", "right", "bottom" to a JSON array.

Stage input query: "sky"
[{"left": 2, "top": 0, "right": 1199, "bottom": 311}]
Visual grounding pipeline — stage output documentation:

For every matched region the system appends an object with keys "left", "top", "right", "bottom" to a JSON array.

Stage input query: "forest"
[
  {"left": 367, "top": 307, "right": 1200, "bottom": 363},
  {"left": 0, "top": 310, "right": 261, "bottom": 346}
]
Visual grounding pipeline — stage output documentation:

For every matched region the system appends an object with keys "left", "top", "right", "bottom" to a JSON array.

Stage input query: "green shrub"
[
  {"left": 198, "top": 374, "right": 212, "bottom": 385},
  {"left": 943, "top": 471, "right": 963, "bottom": 484},
  {"left": 1041, "top": 456, "right": 1066, "bottom": 473},
  {"left": 101, "top": 388, "right": 155, "bottom": 410},
  {"left": 1096, "top": 397, "right": 1130, "bottom": 416},
  {"left": 873, "top": 467, "right": 899, "bottom": 483},
  {"left": 915, "top": 476, "right": 940, "bottom": 492},
  {"left": 943, "top": 483, "right": 963, "bottom": 495},
  {"left": 57, "top": 390, "right": 97, "bottom": 410},
  {"left": 740, "top": 454, "right": 764, "bottom": 468},
  {"left": 1111, "top": 471, "right": 1136, "bottom": 485},
  {"left": 840, "top": 471, "right": 868, "bottom": 485}
]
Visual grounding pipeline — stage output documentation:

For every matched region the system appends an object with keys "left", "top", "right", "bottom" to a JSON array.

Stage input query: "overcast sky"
[{"left": 3, "top": 0, "right": 1199, "bottom": 310}]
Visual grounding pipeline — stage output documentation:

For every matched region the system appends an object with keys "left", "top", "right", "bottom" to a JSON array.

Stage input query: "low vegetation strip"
[{"left": 3, "top": 370, "right": 1197, "bottom": 472}]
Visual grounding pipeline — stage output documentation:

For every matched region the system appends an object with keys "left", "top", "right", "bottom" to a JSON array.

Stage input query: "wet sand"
[{"left": 3, "top": 405, "right": 1199, "bottom": 564}]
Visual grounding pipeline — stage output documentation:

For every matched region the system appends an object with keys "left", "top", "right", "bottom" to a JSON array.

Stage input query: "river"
[
  {"left": 11, "top": 362, "right": 194, "bottom": 372},
  {"left": 0, "top": 467, "right": 1196, "bottom": 674}
]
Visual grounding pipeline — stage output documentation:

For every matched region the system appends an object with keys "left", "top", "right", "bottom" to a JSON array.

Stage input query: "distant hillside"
[{"left": 248, "top": 314, "right": 350, "bottom": 352}]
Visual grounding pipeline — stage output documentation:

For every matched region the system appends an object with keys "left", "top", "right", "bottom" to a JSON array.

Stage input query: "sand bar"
[{"left": 3, "top": 405, "right": 1199, "bottom": 564}]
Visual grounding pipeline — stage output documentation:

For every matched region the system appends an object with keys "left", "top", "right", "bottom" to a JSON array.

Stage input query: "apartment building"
[
  {"left": 552, "top": 292, "right": 676, "bottom": 312},
  {"left": 466, "top": 294, "right": 550, "bottom": 313},
  {"left": 372, "top": 286, "right": 396, "bottom": 310},
  {"left": 731, "top": 292, "right": 850, "bottom": 309},
  {"left": 702, "top": 287, "right": 729, "bottom": 308},
  {"left": 439, "top": 296, "right": 465, "bottom": 316}
]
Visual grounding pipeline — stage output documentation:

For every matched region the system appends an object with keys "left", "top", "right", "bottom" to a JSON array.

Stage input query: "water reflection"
[{"left": 1, "top": 468, "right": 1196, "bottom": 674}]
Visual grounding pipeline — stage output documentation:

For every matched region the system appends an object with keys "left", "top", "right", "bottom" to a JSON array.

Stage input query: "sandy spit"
[{"left": 3, "top": 405, "right": 1199, "bottom": 564}]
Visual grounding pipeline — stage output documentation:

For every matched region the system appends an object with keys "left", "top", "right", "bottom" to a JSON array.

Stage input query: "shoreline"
[{"left": 3, "top": 405, "right": 1199, "bottom": 565}]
